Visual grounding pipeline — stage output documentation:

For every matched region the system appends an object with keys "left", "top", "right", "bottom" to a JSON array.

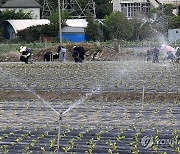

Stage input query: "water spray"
[
  {"left": 0, "top": 67, "right": 62, "bottom": 152},
  {"left": 54, "top": 87, "right": 101, "bottom": 153},
  {"left": 0, "top": 67, "right": 60, "bottom": 116},
  {"left": 1, "top": 66, "right": 102, "bottom": 153}
]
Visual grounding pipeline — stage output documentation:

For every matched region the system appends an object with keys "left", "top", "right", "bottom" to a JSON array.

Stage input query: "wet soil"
[{"left": 0, "top": 90, "right": 179, "bottom": 102}]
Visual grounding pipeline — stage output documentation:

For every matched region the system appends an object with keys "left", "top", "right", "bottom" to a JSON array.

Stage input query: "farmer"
[
  {"left": 166, "top": 50, "right": 176, "bottom": 62},
  {"left": 72, "top": 46, "right": 86, "bottom": 63},
  {"left": 175, "top": 47, "right": 180, "bottom": 63},
  {"left": 152, "top": 47, "right": 159, "bottom": 63},
  {"left": 146, "top": 48, "right": 153, "bottom": 62},
  {"left": 44, "top": 51, "right": 53, "bottom": 62},
  {"left": 161, "top": 44, "right": 176, "bottom": 61},
  {"left": 20, "top": 46, "right": 33, "bottom": 64},
  {"left": 72, "top": 46, "right": 80, "bottom": 62},
  {"left": 58, "top": 45, "right": 66, "bottom": 62},
  {"left": 77, "top": 46, "right": 86, "bottom": 62}
]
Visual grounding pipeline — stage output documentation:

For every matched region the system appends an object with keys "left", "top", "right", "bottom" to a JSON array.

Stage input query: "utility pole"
[{"left": 58, "top": 0, "right": 62, "bottom": 44}]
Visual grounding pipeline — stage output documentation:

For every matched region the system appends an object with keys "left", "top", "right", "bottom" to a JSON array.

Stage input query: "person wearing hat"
[{"left": 20, "top": 46, "right": 33, "bottom": 64}]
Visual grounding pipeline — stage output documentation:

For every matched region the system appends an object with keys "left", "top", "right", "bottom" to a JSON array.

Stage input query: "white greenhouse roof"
[
  {"left": 65, "top": 19, "right": 87, "bottom": 28},
  {"left": 7, "top": 19, "right": 50, "bottom": 33}
]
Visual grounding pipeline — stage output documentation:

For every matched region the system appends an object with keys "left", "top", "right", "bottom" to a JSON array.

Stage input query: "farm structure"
[{"left": 112, "top": 0, "right": 180, "bottom": 18}]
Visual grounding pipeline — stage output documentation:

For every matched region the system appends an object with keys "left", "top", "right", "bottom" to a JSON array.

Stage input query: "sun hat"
[{"left": 20, "top": 46, "right": 27, "bottom": 52}]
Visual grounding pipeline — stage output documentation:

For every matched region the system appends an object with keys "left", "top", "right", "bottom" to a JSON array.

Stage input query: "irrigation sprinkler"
[
  {"left": 56, "top": 113, "right": 62, "bottom": 153},
  {"left": 142, "top": 84, "right": 145, "bottom": 103},
  {"left": 54, "top": 88, "right": 101, "bottom": 153}
]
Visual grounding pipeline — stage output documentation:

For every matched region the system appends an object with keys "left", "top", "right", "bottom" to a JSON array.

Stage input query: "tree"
[
  {"left": 104, "top": 12, "right": 133, "bottom": 40},
  {"left": 17, "top": 10, "right": 70, "bottom": 42},
  {"left": 0, "top": 10, "right": 33, "bottom": 40},
  {"left": 168, "top": 15, "right": 180, "bottom": 29},
  {"left": 129, "top": 17, "right": 152, "bottom": 41},
  {"left": 94, "top": 0, "right": 112, "bottom": 19},
  {"left": 150, "top": 4, "right": 177, "bottom": 35},
  {"left": 0, "top": 9, "right": 32, "bottom": 25},
  {"left": 151, "top": 4, "right": 176, "bottom": 17},
  {"left": 85, "top": 13, "right": 102, "bottom": 41}
]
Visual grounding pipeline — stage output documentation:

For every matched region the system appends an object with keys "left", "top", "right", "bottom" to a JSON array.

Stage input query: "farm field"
[{"left": 0, "top": 60, "right": 179, "bottom": 153}]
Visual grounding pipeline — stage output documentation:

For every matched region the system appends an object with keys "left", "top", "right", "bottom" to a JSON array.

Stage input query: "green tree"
[
  {"left": 151, "top": 4, "right": 177, "bottom": 35},
  {"left": 151, "top": 4, "right": 176, "bottom": 17},
  {"left": 17, "top": 10, "right": 70, "bottom": 42},
  {"left": 85, "top": 13, "right": 102, "bottom": 41},
  {"left": 0, "top": 10, "right": 32, "bottom": 40},
  {"left": 104, "top": 12, "right": 133, "bottom": 40},
  {"left": 0, "top": 9, "right": 32, "bottom": 25},
  {"left": 168, "top": 15, "right": 180, "bottom": 29},
  {"left": 129, "top": 17, "right": 152, "bottom": 41},
  {"left": 95, "top": 0, "right": 112, "bottom": 19}
]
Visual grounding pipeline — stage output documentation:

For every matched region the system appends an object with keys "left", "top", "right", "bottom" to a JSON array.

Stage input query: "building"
[
  {"left": 0, "top": 0, "right": 41, "bottom": 19},
  {"left": 3, "top": 19, "right": 50, "bottom": 39},
  {"left": 112, "top": 0, "right": 180, "bottom": 18},
  {"left": 62, "top": 19, "right": 90, "bottom": 42},
  {"left": 168, "top": 28, "right": 180, "bottom": 42},
  {"left": 3, "top": 19, "right": 89, "bottom": 42}
]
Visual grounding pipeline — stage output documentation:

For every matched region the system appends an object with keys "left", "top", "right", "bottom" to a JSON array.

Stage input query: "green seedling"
[
  {"left": 76, "top": 133, "right": 83, "bottom": 140},
  {"left": 152, "top": 145, "right": 159, "bottom": 152},
  {"left": 96, "top": 134, "right": 101, "bottom": 141},
  {"left": 116, "top": 135, "right": 126, "bottom": 141},
  {"left": 40, "top": 146, "right": 46, "bottom": 152},
  {"left": 49, "top": 138, "right": 56, "bottom": 148},
  {"left": 0, "top": 145, "right": 9, "bottom": 153}
]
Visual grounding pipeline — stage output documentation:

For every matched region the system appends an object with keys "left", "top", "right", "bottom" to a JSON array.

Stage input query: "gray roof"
[
  {"left": 62, "top": 26, "right": 85, "bottom": 33},
  {"left": 0, "top": 0, "right": 41, "bottom": 8}
]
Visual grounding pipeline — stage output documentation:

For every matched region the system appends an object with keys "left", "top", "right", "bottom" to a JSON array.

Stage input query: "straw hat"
[{"left": 20, "top": 46, "right": 27, "bottom": 52}]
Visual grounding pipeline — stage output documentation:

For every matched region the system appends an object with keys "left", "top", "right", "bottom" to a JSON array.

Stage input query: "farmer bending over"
[
  {"left": 20, "top": 46, "right": 33, "bottom": 64},
  {"left": 58, "top": 45, "right": 66, "bottom": 62}
]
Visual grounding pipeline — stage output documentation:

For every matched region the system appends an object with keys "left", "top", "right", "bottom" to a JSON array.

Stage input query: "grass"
[
  {"left": 1, "top": 40, "right": 179, "bottom": 54},
  {"left": 0, "top": 42, "right": 56, "bottom": 54}
]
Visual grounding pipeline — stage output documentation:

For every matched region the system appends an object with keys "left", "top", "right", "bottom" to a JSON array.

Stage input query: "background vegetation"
[{"left": 0, "top": 1, "right": 179, "bottom": 43}]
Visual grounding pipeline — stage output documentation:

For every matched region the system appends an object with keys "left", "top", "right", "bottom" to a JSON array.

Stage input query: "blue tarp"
[{"left": 59, "top": 33, "right": 90, "bottom": 42}]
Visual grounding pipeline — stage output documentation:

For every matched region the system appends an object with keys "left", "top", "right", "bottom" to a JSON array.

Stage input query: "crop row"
[
  {"left": 0, "top": 125, "right": 179, "bottom": 153},
  {"left": 0, "top": 100, "right": 179, "bottom": 128},
  {"left": 0, "top": 61, "right": 179, "bottom": 93},
  {"left": 0, "top": 100, "right": 179, "bottom": 153}
]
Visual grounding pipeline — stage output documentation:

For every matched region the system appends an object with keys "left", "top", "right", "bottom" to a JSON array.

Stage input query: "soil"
[
  {"left": 0, "top": 90, "right": 179, "bottom": 102},
  {"left": 0, "top": 44, "right": 179, "bottom": 101},
  {"left": 0, "top": 43, "right": 145, "bottom": 62}
]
